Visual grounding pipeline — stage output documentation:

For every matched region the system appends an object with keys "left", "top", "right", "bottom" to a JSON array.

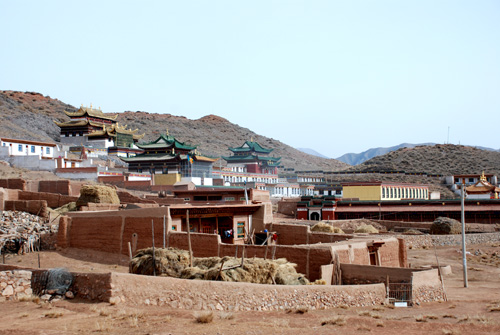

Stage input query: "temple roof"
[
  {"left": 85, "top": 123, "right": 145, "bottom": 140},
  {"left": 222, "top": 154, "right": 281, "bottom": 165},
  {"left": 120, "top": 153, "right": 217, "bottom": 163},
  {"left": 64, "top": 105, "right": 118, "bottom": 121},
  {"left": 136, "top": 134, "right": 196, "bottom": 151},
  {"left": 228, "top": 141, "right": 273, "bottom": 154},
  {"left": 466, "top": 179, "right": 500, "bottom": 194},
  {"left": 54, "top": 119, "right": 90, "bottom": 127}
]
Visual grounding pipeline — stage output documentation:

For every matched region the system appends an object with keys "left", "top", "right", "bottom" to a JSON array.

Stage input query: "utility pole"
[{"left": 461, "top": 184, "right": 468, "bottom": 288}]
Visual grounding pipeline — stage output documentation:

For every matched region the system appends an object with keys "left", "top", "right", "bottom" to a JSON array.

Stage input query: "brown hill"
[
  {"left": 0, "top": 91, "right": 348, "bottom": 171},
  {"left": 347, "top": 144, "right": 500, "bottom": 177}
]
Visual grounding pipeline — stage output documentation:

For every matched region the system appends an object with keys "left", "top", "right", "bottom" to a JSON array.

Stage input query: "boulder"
[
  {"left": 430, "top": 216, "right": 462, "bottom": 235},
  {"left": 76, "top": 184, "right": 120, "bottom": 207}
]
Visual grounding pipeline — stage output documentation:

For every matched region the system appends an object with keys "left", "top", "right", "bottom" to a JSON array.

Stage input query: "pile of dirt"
[
  {"left": 130, "top": 248, "right": 309, "bottom": 285},
  {"left": 311, "top": 222, "right": 344, "bottom": 233},
  {"left": 430, "top": 216, "right": 462, "bottom": 235},
  {"left": 354, "top": 224, "right": 379, "bottom": 234},
  {"left": 76, "top": 184, "right": 120, "bottom": 207}
]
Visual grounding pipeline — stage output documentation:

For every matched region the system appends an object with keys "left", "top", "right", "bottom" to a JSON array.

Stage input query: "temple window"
[
  {"left": 46, "top": 147, "right": 50, "bottom": 154},
  {"left": 18, "top": 144, "right": 22, "bottom": 152},
  {"left": 31, "top": 146, "right": 35, "bottom": 153}
]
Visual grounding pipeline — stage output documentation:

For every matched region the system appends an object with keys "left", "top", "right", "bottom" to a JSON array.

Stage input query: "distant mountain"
[
  {"left": 296, "top": 148, "right": 330, "bottom": 159},
  {"left": 336, "top": 143, "right": 435, "bottom": 165}
]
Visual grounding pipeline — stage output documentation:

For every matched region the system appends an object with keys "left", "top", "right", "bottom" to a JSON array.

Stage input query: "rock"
[
  {"left": 2, "top": 285, "right": 14, "bottom": 296},
  {"left": 65, "top": 291, "right": 74, "bottom": 299},
  {"left": 430, "top": 217, "right": 462, "bottom": 235},
  {"left": 41, "top": 294, "right": 52, "bottom": 301}
]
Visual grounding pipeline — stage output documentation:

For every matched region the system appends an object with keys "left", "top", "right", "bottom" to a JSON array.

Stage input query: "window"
[
  {"left": 2, "top": 143, "right": 5, "bottom": 146},
  {"left": 237, "top": 221, "right": 245, "bottom": 239},
  {"left": 225, "top": 197, "right": 235, "bottom": 201},
  {"left": 184, "top": 198, "right": 190, "bottom": 201},
  {"left": 31, "top": 146, "right": 35, "bottom": 153},
  {"left": 46, "top": 147, "right": 51, "bottom": 154},
  {"left": 240, "top": 197, "right": 246, "bottom": 201},
  {"left": 18, "top": 144, "right": 22, "bottom": 152}
]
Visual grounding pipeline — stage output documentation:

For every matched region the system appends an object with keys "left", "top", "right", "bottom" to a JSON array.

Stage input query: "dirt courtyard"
[{"left": 0, "top": 242, "right": 499, "bottom": 335}]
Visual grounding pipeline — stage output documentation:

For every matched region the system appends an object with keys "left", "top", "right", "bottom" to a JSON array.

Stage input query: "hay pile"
[
  {"left": 130, "top": 247, "right": 309, "bottom": 285},
  {"left": 354, "top": 224, "right": 379, "bottom": 234},
  {"left": 311, "top": 222, "right": 344, "bottom": 233},
  {"left": 76, "top": 184, "right": 120, "bottom": 207},
  {"left": 430, "top": 217, "right": 461, "bottom": 235}
]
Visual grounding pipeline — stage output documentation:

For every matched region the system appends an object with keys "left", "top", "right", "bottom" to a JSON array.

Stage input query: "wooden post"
[
  {"left": 235, "top": 245, "right": 238, "bottom": 258},
  {"left": 216, "top": 260, "right": 225, "bottom": 280},
  {"left": 151, "top": 220, "right": 156, "bottom": 276},
  {"left": 163, "top": 215, "right": 166, "bottom": 249},
  {"left": 37, "top": 252, "right": 40, "bottom": 268},
  {"left": 128, "top": 242, "right": 133, "bottom": 260},
  {"left": 241, "top": 245, "right": 245, "bottom": 267},
  {"left": 264, "top": 232, "right": 269, "bottom": 259},
  {"left": 186, "top": 210, "right": 193, "bottom": 267},
  {"left": 272, "top": 244, "right": 276, "bottom": 260}
]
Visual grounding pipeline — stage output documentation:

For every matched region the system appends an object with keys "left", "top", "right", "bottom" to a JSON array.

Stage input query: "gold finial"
[
  {"left": 251, "top": 136, "right": 254, "bottom": 142},
  {"left": 166, "top": 128, "right": 169, "bottom": 136},
  {"left": 103, "top": 124, "right": 106, "bottom": 131},
  {"left": 90, "top": 103, "right": 93, "bottom": 108},
  {"left": 480, "top": 171, "right": 486, "bottom": 182},
  {"left": 172, "top": 148, "right": 175, "bottom": 155}
]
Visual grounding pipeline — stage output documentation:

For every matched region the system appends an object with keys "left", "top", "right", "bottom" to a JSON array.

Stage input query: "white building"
[{"left": 0, "top": 138, "right": 58, "bottom": 158}]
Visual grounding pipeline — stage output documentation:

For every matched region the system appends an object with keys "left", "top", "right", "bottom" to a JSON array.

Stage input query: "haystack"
[
  {"left": 76, "top": 184, "right": 120, "bottom": 207},
  {"left": 354, "top": 224, "right": 379, "bottom": 234},
  {"left": 311, "top": 222, "right": 344, "bottom": 234},
  {"left": 130, "top": 247, "right": 309, "bottom": 285},
  {"left": 430, "top": 217, "right": 461, "bottom": 235}
]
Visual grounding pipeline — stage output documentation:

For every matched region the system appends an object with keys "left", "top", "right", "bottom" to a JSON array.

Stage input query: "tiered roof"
[
  {"left": 223, "top": 140, "right": 280, "bottom": 165},
  {"left": 136, "top": 134, "right": 196, "bottom": 151},
  {"left": 64, "top": 105, "right": 118, "bottom": 121}
]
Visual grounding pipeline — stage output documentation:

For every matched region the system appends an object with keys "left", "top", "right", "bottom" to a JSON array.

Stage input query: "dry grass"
[
  {"left": 286, "top": 307, "right": 308, "bottom": 314},
  {"left": 357, "top": 326, "right": 371, "bottom": 331},
  {"left": 372, "top": 306, "right": 385, "bottom": 311},
  {"left": 442, "top": 314, "right": 457, "bottom": 319},
  {"left": 415, "top": 315, "right": 427, "bottom": 322},
  {"left": 338, "top": 304, "right": 350, "bottom": 309},
  {"left": 321, "top": 316, "right": 346, "bottom": 326},
  {"left": 44, "top": 312, "right": 63, "bottom": 318},
  {"left": 376, "top": 321, "right": 385, "bottom": 327},
  {"left": 20, "top": 312, "right": 29, "bottom": 318},
  {"left": 442, "top": 329, "right": 461, "bottom": 335},
  {"left": 194, "top": 311, "right": 214, "bottom": 324},
  {"left": 425, "top": 314, "right": 439, "bottom": 320},
  {"left": 358, "top": 311, "right": 381, "bottom": 319},
  {"left": 219, "top": 312, "right": 234, "bottom": 320},
  {"left": 18, "top": 294, "right": 40, "bottom": 304}
]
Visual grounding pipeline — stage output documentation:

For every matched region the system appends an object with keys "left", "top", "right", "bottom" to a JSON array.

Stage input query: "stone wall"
[
  {"left": 109, "top": 273, "right": 387, "bottom": 310},
  {"left": 0, "top": 270, "right": 33, "bottom": 301},
  {"left": 398, "top": 232, "right": 500, "bottom": 249}
]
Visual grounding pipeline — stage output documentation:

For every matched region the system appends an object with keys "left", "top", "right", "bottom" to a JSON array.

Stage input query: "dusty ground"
[{"left": 1, "top": 242, "right": 499, "bottom": 335}]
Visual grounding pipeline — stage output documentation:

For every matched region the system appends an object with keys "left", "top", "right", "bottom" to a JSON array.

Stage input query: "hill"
[
  {"left": 336, "top": 143, "right": 435, "bottom": 165},
  {"left": 0, "top": 91, "right": 349, "bottom": 171},
  {"left": 346, "top": 144, "right": 500, "bottom": 176}
]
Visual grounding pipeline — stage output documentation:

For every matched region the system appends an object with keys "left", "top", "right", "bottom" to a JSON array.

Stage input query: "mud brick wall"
[
  {"left": 0, "top": 178, "right": 26, "bottom": 190},
  {"left": 4, "top": 200, "right": 48, "bottom": 217},
  {"left": 121, "top": 216, "right": 173, "bottom": 255},
  {"left": 0, "top": 270, "right": 32, "bottom": 301},
  {"left": 18, "top": 191, "right": 78, "bottom": 208},
  {"left": 109, "top": 272, "right": 386, "bottom": 310},
  {"left": 79, "top": 203, "right": 121, "bottom": 211},
  {"left": 117, "top": 191, "right": 157, "bottom": 204},
  {"left": 265, "top": 223, "right": 309, "bottom": 245},
  {"left": 277, "top": 200, "right": 298, "bottom": 216},
  {"left": 167, "top": 232, "right": 221, "bottom": 258},
  {"left": 340, "top": 264, "right": 414, "bottom": 285},
  {"left": 378, "top": 239, "right": 402, "bottom": 267},
  {"left": 39, "top": 180, "right": 72, "bottom": 195},
  {"left": 412, "top": 269, "right": 446, "bottom": 303},
  {"left": 67, "top": 216, "right": 123, "bottom": 254}
]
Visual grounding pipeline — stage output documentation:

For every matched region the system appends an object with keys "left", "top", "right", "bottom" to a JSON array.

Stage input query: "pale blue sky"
[{"left": 1, "top": 1, "right": 499, "bottom": 158}]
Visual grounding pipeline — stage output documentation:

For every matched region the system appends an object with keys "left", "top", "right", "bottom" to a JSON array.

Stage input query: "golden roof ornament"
[
  {"left": 251, "top": 136, "right": 254, "bottom": 142},
  {"left": 166, "top": 128, "right": 169, "bottom": 136},
  {"left": 172, "top": 148, "right": 175, "bottom": 154},
  {"left": 480, "top": 171, "right": 487, "bottom": 182}
]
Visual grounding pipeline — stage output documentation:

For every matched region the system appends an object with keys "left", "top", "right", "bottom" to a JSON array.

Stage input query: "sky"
[{"left": 1, "top": 1, "right": 499, "bottom": 158}]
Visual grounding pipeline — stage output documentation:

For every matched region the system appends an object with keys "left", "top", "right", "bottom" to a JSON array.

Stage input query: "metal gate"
[{"left": 388, "top": 282, "right": 413, "bottom": 306}]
